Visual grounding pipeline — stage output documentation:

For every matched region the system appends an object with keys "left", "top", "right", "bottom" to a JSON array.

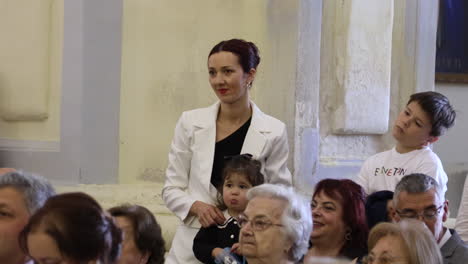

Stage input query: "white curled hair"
[{"left": 247, "top": 184, "right": 312, "bottom": 262}]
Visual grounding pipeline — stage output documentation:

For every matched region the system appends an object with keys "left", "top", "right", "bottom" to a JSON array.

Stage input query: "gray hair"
[
  {"left": 0, "top": 171, "right": 55, "bottom": 214},
  {"left": 247, "top": 184, "right": 312, "bottom": 262},
  {"left": 393, "top": 174, "right": 444, "bottom": 206},
  {"left": 368, "top": 220, "right": 443, "bottom": 264}
]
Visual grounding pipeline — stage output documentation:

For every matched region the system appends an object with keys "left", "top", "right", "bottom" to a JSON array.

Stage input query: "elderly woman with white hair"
[{"left": 236, "top": 183, "right": 312, "bottom": 264}]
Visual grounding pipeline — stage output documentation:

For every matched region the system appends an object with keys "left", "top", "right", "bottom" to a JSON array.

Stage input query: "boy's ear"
[
  {"left": 427, "top": 136, "right": 439, "bottom": 144},
  {"left": 421, "top": 136, "right": 438, "bottom": 147}
]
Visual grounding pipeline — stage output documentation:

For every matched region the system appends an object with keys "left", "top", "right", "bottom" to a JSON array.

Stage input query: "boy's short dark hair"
[{"left": 407, "top": 91, "right": 456, "bottom": 137}]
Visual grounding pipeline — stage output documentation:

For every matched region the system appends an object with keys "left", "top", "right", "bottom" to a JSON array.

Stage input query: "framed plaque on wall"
[{"left": 435, "top": 0, "right": 468, "bottom": 83}]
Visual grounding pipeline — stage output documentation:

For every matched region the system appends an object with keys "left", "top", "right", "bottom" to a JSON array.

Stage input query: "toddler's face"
[{"left": 223, "top": 173, "right": 252, "bottom": 216}]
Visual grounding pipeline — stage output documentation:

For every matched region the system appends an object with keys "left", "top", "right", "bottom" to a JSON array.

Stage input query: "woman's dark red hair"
[
  {"left": 313, "top": 179, "right": 369, "bottom": 259},
  {"left": 208, "top": 39, "right": 260, "bottom": 73}
]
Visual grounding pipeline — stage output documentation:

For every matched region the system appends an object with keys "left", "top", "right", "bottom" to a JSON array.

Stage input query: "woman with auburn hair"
[
  {"left": 304, "top": 179, "right": 368, "bottom": 263},
  {"left": 365, "top": 220, "right": 443, "bottom": 264}
]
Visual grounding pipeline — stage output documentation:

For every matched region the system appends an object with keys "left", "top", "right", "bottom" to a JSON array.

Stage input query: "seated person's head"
[
  {"left": 365, "top": 190, "right": 394, "bottom": 230},
  {"left": 217, "top": 154, "right": 265, "bottom": 216},
  {"left": 0, "top": 171, "right": 55, "bottom": 264},
  {"left": 310, "top": 179, "right": 368, "bottom": 259},
  {"left": 366, "top": 220, "right": 443, "bottom": 264},
  {"left": 19, "top": 192, "right": 122, "bottom": 264},
  {"left": 393, "top": 91, "right": 456, "bottom": 150},
  {"left": 392, "top": 173, "right": 448, "bottom": 242},
  {"left": 109, "top": 204, "right": 165, "bottom": 264},
  {"left": 239, "top": 184, "right": 312, "bottom": 264}
]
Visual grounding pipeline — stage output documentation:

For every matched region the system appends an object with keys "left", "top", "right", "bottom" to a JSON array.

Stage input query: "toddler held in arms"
[{"left": 193, "top": 154, "right": 264, "bottom": 264}]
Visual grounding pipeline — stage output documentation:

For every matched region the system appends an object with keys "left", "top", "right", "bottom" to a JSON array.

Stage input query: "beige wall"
[
  {"left": 0, "top": 1, "right": 450, "bottom": 194},
  {"left": 319, "top": 0, "right": 393, "bottom": 167},
  {"left": 119, "top": 0, "right": 284, "bottom": 183},
  {"left": 0, "top": 0, "right": 62, "bottom": 142}
]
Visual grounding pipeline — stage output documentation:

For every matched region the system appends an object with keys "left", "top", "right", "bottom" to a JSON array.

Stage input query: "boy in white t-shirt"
[{"left": 356, "top": 91, "right": 456, "bottom": 195}]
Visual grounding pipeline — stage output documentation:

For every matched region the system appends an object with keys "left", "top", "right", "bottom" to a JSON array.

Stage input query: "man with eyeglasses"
[{"left": 391, "top": 173, "right": 468, "bottom": 264}]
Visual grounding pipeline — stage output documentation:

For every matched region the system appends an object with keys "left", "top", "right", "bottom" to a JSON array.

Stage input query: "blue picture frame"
[{"left": 435, "top": 0, "right": 468, "bottom": 83}]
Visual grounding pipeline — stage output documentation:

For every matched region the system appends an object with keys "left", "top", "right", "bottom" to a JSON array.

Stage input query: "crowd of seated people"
[
  {"left": 2, "top": 169, "right": 466, "bottom": 264},
  {"left": 1, "top": 39, "right": 468, "bottom": 264},
  {"left": 0, "top": 170, "right": 166, "bottom": 264}
]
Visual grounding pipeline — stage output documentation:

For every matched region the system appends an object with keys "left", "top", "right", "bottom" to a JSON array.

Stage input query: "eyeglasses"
[
  {"left": 362, "top": 255, "right": 407, "bottom": 264},
  {"left": 237, "top": 214, "right": 283, "bottom": 231},
  {"left": 395, "top": 205, "right": 443, "bottom": 221},
  {"left": 224, "top": 153, "right": 253, "bottom": 161}
]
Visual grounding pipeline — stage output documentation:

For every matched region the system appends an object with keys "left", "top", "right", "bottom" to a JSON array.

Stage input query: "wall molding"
[
  {"left": 319, "top": 157, "right": 364, "bottom": 167},
  {"left": 0, "top": 138, "right": 60, "bottom": 152}
]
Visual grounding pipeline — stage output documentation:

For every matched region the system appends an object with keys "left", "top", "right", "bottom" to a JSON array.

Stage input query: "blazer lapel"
[
  {"left": 192, "top": 102, "right": 219, "bottom": 197},
  {"left": 192, "top": 101, "right": 270, "bottom": 198},
  {"left": 241, "top": 102, "right": 269, "bottom": 158}
]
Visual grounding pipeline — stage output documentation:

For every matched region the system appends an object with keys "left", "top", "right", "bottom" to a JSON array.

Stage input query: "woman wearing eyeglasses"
[
  {"left": 364, "top": 220, "right": 443, "bottom": 264},
  {"left": 237, "top": 184, "right": 312, "bottom": 264},
  {"left": 303, "top": 179, "right": 368, "bottom": 263},
  {"left": 162, "top": 39, "right": 292, "bottom": 264}
]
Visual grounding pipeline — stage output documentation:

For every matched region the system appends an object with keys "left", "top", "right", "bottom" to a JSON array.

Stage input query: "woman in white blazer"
[{"left": 162, "top": 39, "right": 292, "bottom": 264}]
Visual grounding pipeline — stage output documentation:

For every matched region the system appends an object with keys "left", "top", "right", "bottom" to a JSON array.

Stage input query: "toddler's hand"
[{"left": 230, "top": 243, "right": 241, "bottom": 255}]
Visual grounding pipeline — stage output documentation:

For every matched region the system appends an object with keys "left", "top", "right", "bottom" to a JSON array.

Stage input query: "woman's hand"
[{"left": 190, "top": 201, "right": 226, "bottom": 227}]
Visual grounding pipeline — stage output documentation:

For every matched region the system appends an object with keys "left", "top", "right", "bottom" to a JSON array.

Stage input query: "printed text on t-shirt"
[{"left": 374, "top": 167, "right": 407, "bottom": 176}]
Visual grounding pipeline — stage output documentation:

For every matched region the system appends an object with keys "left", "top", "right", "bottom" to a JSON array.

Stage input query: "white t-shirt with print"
[{"left": 355, "top": 146, "right": 448, "bottom": 195}]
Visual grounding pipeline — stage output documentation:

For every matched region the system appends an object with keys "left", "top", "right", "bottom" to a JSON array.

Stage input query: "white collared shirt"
[{"left": 438, "top": 227, "right": 452, "bottom": 248}]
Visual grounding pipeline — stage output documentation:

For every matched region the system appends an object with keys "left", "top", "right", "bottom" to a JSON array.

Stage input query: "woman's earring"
[{"left": 345, "top": 229, "right": 352, "bottom": 241}]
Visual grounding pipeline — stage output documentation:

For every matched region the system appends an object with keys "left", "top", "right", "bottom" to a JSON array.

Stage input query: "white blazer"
[{"left": 162, "top": 101, "right": 292, "bottom": 228}]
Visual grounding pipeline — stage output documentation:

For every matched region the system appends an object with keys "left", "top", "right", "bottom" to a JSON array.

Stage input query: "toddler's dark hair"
[{"left": 216, "top": 154, "right": 265, "bottom": 210}]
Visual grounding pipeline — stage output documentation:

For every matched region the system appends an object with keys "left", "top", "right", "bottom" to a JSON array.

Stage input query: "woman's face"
[
  {"left": 27, "top": 230, "right": 72, "bottom": 264},
  {"left": 311, "top": 191, "right": 347, "bottom": 243},
  {"left": 239, "top": 196, "right": 292, "bottom": 263},
  {"left": 367, "top": 235, "right": 409, "bottom": 264},
  {"left": 207, "top": 51, "right": 255, "bottom": 105},
  {"left": 114, "top": 216, "right": 149, "bottom": 264}
]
